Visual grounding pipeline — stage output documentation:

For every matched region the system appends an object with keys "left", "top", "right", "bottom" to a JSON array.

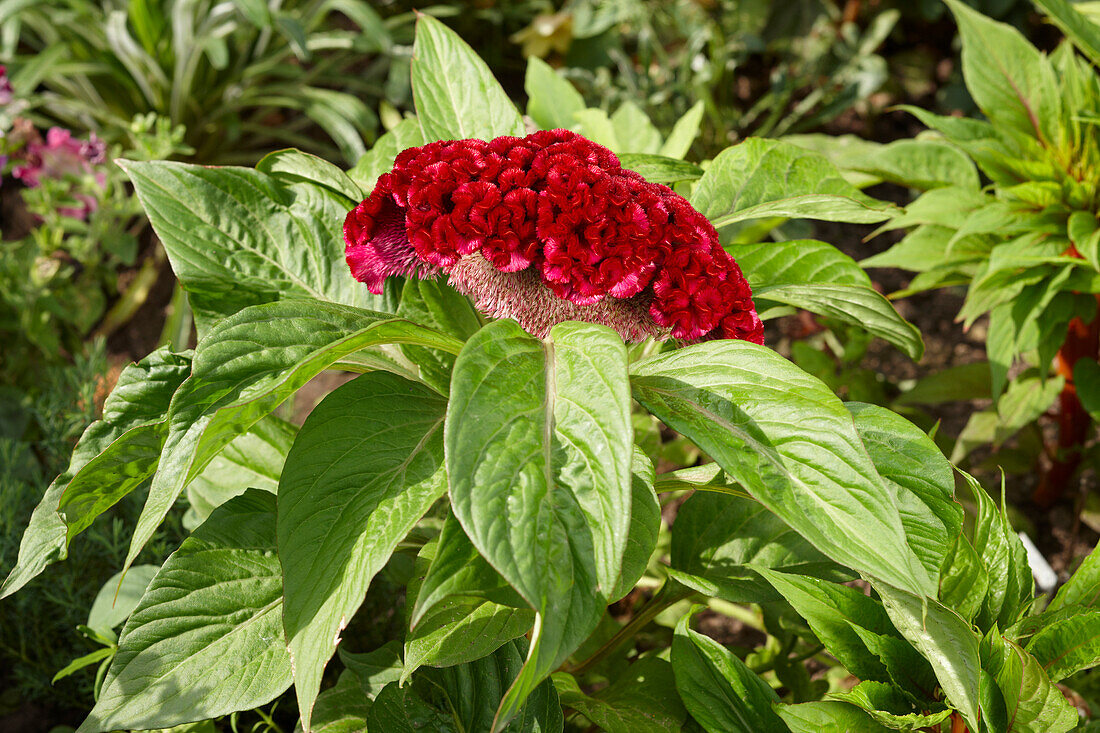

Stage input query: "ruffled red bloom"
[{"left": 344, "top": 130, "right": 762, "bottom": 344}]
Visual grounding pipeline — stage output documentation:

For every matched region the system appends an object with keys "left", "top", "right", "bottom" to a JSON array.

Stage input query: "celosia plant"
[{"left": 345, "top": 130, "right": 763, "bottom": 343}]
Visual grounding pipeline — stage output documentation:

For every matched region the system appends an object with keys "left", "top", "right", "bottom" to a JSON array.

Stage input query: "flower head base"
[{"left": 344, "top": 130, "right": 763, "bottom": 343}]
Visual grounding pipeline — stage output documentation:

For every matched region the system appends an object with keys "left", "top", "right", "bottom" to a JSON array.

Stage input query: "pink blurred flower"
[
  {"left": 12, "top": 127, "right": 107, "bottom": 220},
  {"left": 0, "top": 65, "right": 12, "bottom": 106}
]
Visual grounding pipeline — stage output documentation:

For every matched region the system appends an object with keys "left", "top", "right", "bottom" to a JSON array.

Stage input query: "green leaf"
[
  {"left": 671, "top": 608, "right": 787, "bottom": 733},
  {"left": 754, "top": 568, "right": 900, "bottom": 683},
  {"left": 944, "top": 0, "right": 1061, "bottom": 142},
  {"left": 183, "top": 415, "right": 295, "bottom": 530},
  {"left": 404, "top": 536, "right": 534, "bottom": 681},
  {"left": 524, "top": 56, "right": 585, "bottom": 131},
  {"left": 348, "top": 117, "right": 426, "bottom": 192},
  {"left": 659, "top": 101, "right": 705, "bottom": 160},
  {"left": 843, "top": 139, "right": 980, "bottom": 190},
  {"left": 873, "top": 582, "right": 983, "bottom": 731},
  {"left": 630, "top": 341, "right": 933, "bottom": 597},
  {"left": 87, "top": 565, "right": 160, "bottom": 634},
  {"left": 979, "top": 630, "right": 1079, "bottom": 733},
  {"left": 255, "top": 148, "right": 363, "bottom": 203},
  {"left": 574, "top": 108, "right": 620, "bottom": 150},
  {"left": 306, "top": 670, "right": 371, "bottom": 733},
  {"left": 828, "top": 681, "right": 953, "bottom": 731},
  {"left": 847, "top": 403, "right": 962, "bottom": 583},
  {"left": 367, "top": 641, "right": 564, "bottom": 733},
  {"left": 124, "top": 301, "right": 462, "bottom": 576},
  {"left": 447, "top": 320, "right": 633, "bottom": 728},
  {"left": 53, "top": 647, "right": 115, "bottom": 685},
  {"left": 396, "top": 277, "right": 482, "bottom": 394},
  {"left": 728, "top": 239, "right": 870, "bottom": 289},
  {"left": 553, "top": 657, "right": 687, "bottom": 732},
  {"left": 752, "top": 283, "right": 923, "bottom": 360},
  {"left": 618, "top": 154, "right": 704, "bottom": 185},
  {"left": 1012, "top": 606, "right": 1100, "bottom": 682},
  {"left": 1076, "top": 358, "right": 1100, "bottom": 425},
  {"left": 79, "top": 491, "right": 290, "bottom": 733},
  {"left": 1, "top": 348, "right": 191, "bottom": 599},
  {"left": 411, "top": 14, "right": 525, "bottom": 142},
  {"left": 669, "top": 491, "right": 852, "bottom": 605},
  {"left": 774, "top": 700, "right": 892, "bottom": 732},
  {"left": 690, "top": 138, "right": 895, "bottom": 228},
  {"left": 938, "top": 533, "right": 991, "bottom": 623},
  {"left": 894, "top": 362, "right": 992, "bottom": 406},
  {"left": 610, "top": 450, "right": 662, "bottom": 602},
  {"left": 1033, "top": 0, "right": 1100, "bottom": 67},
  {"left": 610, "top": 102, "right": 663, "bottom": 154},
  {"left": 1049, "top": 535, "right": 1100, "bottom": 610},
  {"left": 410, "top": 513, "right": 527, "bottom": 630},
  {"left": 119, "top": 160, "right": 388, "bottom": 329},
  {"left": 279, "top": 372, "right": 448, "bottom": 731},
  {"left": 962, "top": 471, "right": 1034, "bottom": 631}
]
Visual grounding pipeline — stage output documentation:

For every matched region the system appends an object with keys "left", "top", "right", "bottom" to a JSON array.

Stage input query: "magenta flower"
[
  {"left": 344, "top": 130, "right": 763, "bottom": 343},
  {"left": 12, "top": 127, "right": 107, "bottom": 220},
  {"left": 0, "top": 65, "right": 12, "bottom": 106}
]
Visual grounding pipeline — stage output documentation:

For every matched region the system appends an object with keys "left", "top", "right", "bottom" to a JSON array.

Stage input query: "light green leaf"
[
  {"left": 873, "top": 583, "right": 983, "bottom": 731},
  {"left": 411, "top": 14, "right": 525, "bottom": 142},
  {"left": 279, "top": 372, "right": 448, "bottom": 731},
  {"left": 894, "top": 362, "right": 992, "bottom": 406},
  {"left": 610, "top": 102, "right": 663, "bottom": 154},
  {"left": 255, "top": 148, "right": 363, "bottom": 203},
  {"left": 553, "top": 657, "right": 687, "bottom": 732},
  {"left": 574, "top": 108, "right": 620, "bottom": 150},
  {"left": 774, "top": 700, "right": 893, "bottom": 732},
  {"left": 843, "top": 139, "right": 980, "bottom": 190},
  {"left": 979, "top": 630, "right": 1079, "bottom": 733},
  {"left": 659, "top": 101, "right": 705, "bottom": 160},
  {"left": 728, "top": 239, "right": 870, "bottom": 289},
  {"left": 753, "top": 283, "right": 923, "bottom": 360},
  {"left": 79, "top": 491, "right": 289, "bottom": 733},
  {"left": 938, "top": 533, "right": 990, "bottom": 623},
  {"left": 669, "top": 492, "right": 852, "bottom": 605},
  {"left": 1033, "top": 0, "right": 1100, "bottom": 67},
  {"left": 671, "top": 608, "right": 787, "bottom": 733},
  {"left": 1012, "top": 606, "right": 1100, "bottom": 682},
  {"left": 87, "top": 565, "right": 160, "bottom": 634},
  {"left": 618, "top": 154, "right": 704, "bottom": 185},
  {"left": 691, "top": 138, "right": 894, "bottom": 228},
  {"left": 1049, "top": 535, "right": 1100, "bottom": 610},
  {"left": 944, "top": 0, "right": 1061, "bottom": 142},
  {"left": 611, "top": 450, "right": 662, "bottom": 603},
  {"left": 1, "top": 348, "right": 191, "bottom": 599},
  {"left": 124, "top": 301, "right": 461, "bottom": 581},
  {"left": 524, "top": 56, "right": 585, "bottom": 131},
  {"left": 447, "top": 320, "right": 633, "bottom": 729},
  {"left": 119, "top": 160, "right": 388, "bottom": 330},
  {"left": 828, "top": 681, "right": 953, "bottom": 731},
  {"left": 630, "top": 341, "right": 933, "bottom": 597},
  {"left": 847, "top": 403, "right": 962, "bottom": 583}
]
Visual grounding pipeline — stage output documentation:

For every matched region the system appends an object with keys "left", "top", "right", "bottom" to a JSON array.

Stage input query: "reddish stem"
[
  {"left": 1034, "top": 304, "right": 1100, "bottom": 507},
  {"left": 950, "top": 712, "right": 968, "bottom": 733}
]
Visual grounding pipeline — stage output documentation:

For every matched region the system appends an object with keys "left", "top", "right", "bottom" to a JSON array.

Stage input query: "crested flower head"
[{"left": 344, "top": 130, "right": 763, "bottom": 343}]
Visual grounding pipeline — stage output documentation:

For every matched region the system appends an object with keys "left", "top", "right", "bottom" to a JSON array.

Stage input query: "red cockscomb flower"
[{"left": 343, "top": 130, "right": 763, "bottom": 344}]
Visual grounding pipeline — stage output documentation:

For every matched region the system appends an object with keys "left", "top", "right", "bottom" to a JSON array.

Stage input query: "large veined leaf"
[
  {"left": 668, "top": 491, "right": 851, "bottom": 604},
  {"left": 553, "top": 658, "right": 687, "bottom": 732},
  {"left": 690, "top": 138, "right": 894, "bottom": 228},
  {"left": 446, "top": 320, "right": 633, "bottom": 728},
  {"left": 873, "top": 582, "right": 983, "bottom": 731},
  {"left": 119, "top": 160, "right": 388, "bottom": 330},
  {"left": 630, "top": 341, "right": 933, "bottom": 597},
  {"left": 279, "top": 372, "right": 449, "bottom": 731},
  {"left": 367, "top": 641, "right": 564, "bottom": 733},
  {"left": 255, "top": 148, "right": 363, "bottom": 203},
  {"left": 123, "top": 300, "right": 463, "bottom": 574},
  {"left": 727, "top": 239, "right": 870, "bottom": 290},
  {"left": 1, "top": 347, "right": 191, "bottom": 599},
  {"left": 847, "top": 403, "right": 962, "bottom": 583},
  {"left": 79, "top": 491, "right": 290, "bottom": 732},
  {"left": 671, "top": 608, "right": 787, "bottom": 733},
  {"left": 524, "top": 55, "right": 585, "bottom": 131},
  {"left": 753, "top": 283, "right": 924, "bottom": 360},
  {"left": 944, "top": 0, "right": 1062, "bottom": 142},
  {"left": 411, "top": 14, "right": 525, "bottom": 142}
]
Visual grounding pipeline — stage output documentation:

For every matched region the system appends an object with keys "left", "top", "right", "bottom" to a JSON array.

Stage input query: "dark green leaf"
[
  {"left": 396, "top": 277, "right": 482, "bottom": 394},
  {"left": 774, "top": 701, "right": 892, "bottom": 732},
  {"left": 828, "top": 681, "right": 952, "bottom": 730},
  {"left": 1012, "top": 606, "right": 1100, "bottom": 682},
  {"left": 979, "top": 630, "right": 1079, "bottom": 733},
  {"left": 553, "top": 657, "right": 687, "bottom": 732}
]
